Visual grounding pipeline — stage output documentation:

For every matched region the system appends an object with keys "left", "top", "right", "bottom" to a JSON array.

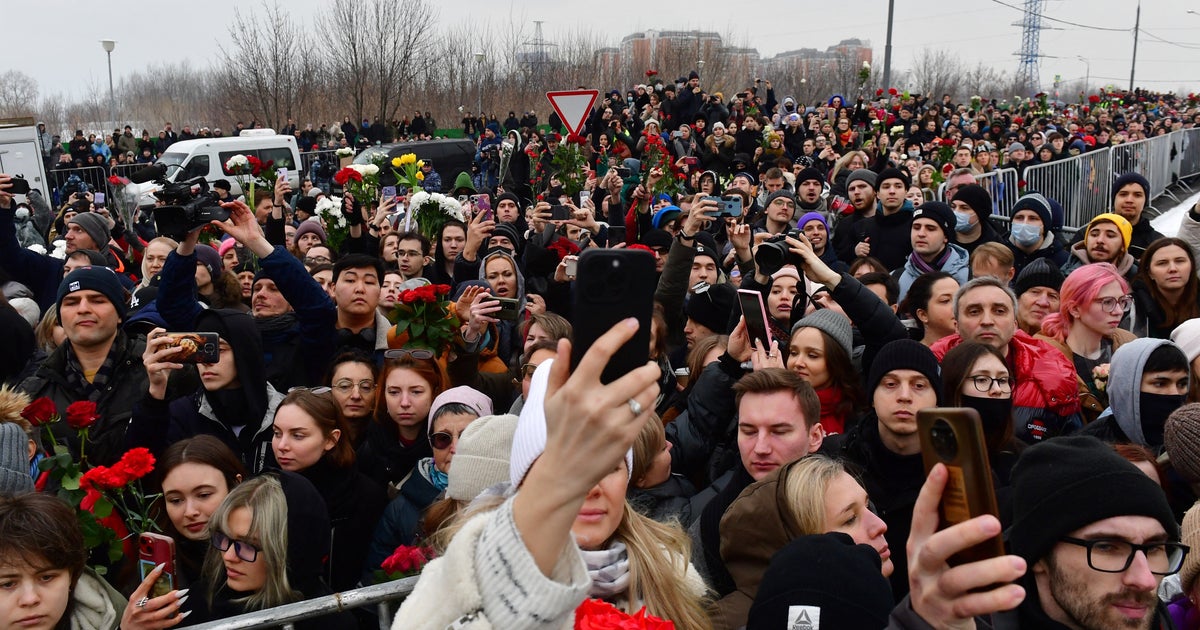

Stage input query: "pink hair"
[{"left": 1040, "top": 263, "right": 1129, "bottom": 340}]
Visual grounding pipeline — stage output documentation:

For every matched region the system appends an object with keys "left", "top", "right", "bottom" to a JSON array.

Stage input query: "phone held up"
[
  {"left": 138, "top": 533, "right": 177, "bottom": 598},
  {"left": 161, "top": 332, "right": 220, "bottom": 364},
  {"left": 571, "top": 249, "right": 656, "bottom": 384},
  {"left": 917, "top": 407, "right": 1006, "bottom": 565}
]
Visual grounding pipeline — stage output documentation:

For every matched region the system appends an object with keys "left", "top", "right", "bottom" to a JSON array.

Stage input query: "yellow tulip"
[
  {"left": 416, "top": 160, "right": 425, "bottom": 170},
  {"left": 416, "top": 171, "right": 425, "bottom": 181},
  {"left": 391, "top": 157, "right": 403, "bottom": 168},
  {"left": 400, "top": 153, "right": 417, "bottom": 165}
]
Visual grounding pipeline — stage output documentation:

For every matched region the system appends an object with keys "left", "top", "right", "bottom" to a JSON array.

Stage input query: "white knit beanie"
[
  {"left": 509, "top": 359, "right": 633, "bottom": 487},
  {"left": 1171, "top": 318, "right": 1200, "bottom": 363},
  {"left": 446, "top": 414, "right": 519, "bottom": 502}
]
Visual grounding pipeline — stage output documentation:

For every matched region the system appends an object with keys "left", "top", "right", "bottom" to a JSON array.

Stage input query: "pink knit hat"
[{"left": 427, "top": 386, "right": 493, "bottom": 433}]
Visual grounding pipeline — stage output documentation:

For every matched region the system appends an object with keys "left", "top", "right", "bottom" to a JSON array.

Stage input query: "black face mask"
[
  {"left": 1139, "top": 392, "right": 1185, "bottom": 447},
  {"left": 961, "top": 394, "right": 1013, "bottom": 442}
]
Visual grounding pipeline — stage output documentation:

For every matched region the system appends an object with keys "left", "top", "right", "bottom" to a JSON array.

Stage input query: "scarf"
[
  {"left": 580, "top": 540, "right": 630, "bottom": 599},
  {"left": 908, "top": 246, "right": 952, "bottom": 276},
  {"left": 64, "top": 339, "right": 120, "bottom": 402},
  {"left": 816, "top": 386, "right": 847, "bottom": 435},
  {"left": 256, "top": 312, "right": 298, "bottom": 340},
  {"left": 418, "top": 457, "right": 449, "bottom": 492}
]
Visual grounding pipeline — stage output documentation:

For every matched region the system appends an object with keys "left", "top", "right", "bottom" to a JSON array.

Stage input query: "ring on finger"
[
  {"left": 627, "top": 398, "right": 644, "bottom": 416},
  {"left": 136, "top": 596, "right": 150, "bottom": 608}
]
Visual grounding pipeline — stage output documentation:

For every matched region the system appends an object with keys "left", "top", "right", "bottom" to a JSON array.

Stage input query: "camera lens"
[{"left": 930, "top": 419, "right": 958, "bottom": 461}]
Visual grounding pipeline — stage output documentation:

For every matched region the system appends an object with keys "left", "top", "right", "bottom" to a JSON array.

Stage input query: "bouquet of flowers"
[
  {"left": 549, "top": 133, "right": 590, "bottom": 197},
  {"left": 335, "top": 147, "right": 355, "bottom": 158},
  {"left": 224, "top": 154, "right": 280, "bottom": 204},
  {"left": 21, "top": 398, "right": 160, "bottom": 568},
  {"left": 858, "top": 61, "right": 871, "bottom": 86},
  {"left": 389, "top": 283, "right": 460, "bottom": 352},
  {"left": 334, "top": 164, "right": 380, "bottom": 202},
  {"left": 312, "top": 195, "right": 349, "bottom": 251},
  {"left": 391, "top": 152, "right": 426, "bottom": 194},
  {"left": 639, "top": 132, "right": 685, "bottom": 198},
  {"left": 574, "top": 599, "right": 674, "bottom": 630},
  {"left": 374, "top": 544, "right": 436, "bottom": 582},
  {"left": 406, "top": 191, "right": 465, "bottom": 243}
]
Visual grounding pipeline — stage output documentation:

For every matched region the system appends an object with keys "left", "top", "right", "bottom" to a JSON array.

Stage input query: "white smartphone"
[
  {"left": 564, "top": 255, "right": 579, "bottom": 278},
  {"left": 278, "top": 167, "right": 289, "bottom": 182}
]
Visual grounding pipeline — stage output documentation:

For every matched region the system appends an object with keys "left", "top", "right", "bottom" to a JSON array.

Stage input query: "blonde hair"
[
  {"left": 204, "top": 475, "right": 300, "bottom": 611},
  {"left": 779, "top": 455, "right": 853, "bottom": 535},
  {"left": 631, "top": 413, "right": 664, "bottom": 485}
]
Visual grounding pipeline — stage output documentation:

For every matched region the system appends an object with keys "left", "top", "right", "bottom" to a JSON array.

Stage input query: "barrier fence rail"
[
  {"left": 187, "top": 576, "right": 418, "bottom": 630},
  {"left": 1023, "top": 148, "right": 1113, "bottom": 231}
]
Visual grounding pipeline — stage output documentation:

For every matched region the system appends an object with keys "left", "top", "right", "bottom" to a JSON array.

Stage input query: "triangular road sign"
[{"left": 546, "top": 90, "right": 599, "bottom": 137}]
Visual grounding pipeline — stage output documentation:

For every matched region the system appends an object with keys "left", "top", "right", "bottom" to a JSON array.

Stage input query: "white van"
[{"left": 134, "top": 129, "right": 302, "bottom": 205}]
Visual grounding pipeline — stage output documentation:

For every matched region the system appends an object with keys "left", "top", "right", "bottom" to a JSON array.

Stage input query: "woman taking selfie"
[
  {"left": 395, "top": 322, "right": 711, "bottom": 629},
  {"left": 271, "top": 389, "right": 386, "bottom": 592}
]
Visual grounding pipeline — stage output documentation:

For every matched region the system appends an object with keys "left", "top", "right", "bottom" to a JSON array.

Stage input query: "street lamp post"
[
  {"left": 1076, "top": 56, "right": 1091, "bottom": 93},
  {"left": 473, "top": 51, "right": 485, "bottom": 118},
  {"left": 100, "top": 39, "right": 116, "bottom": 130}
]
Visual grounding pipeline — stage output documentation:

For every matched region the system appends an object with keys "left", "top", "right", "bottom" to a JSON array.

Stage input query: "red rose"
[
  {"left": 435, "top": 284, "right": 452, "bottom": 296},
  {"left": 21, "top": 397, "right": 58, "bottom": 426},
  {"left": 889, "top": 87, "right": 899, "bottom": 96},
  {"left": 65, "top": 401, "right": 99, "bottom": 430},
  {"left": 875, "top": 88, "right": 884, "bottom": 97},
  {"left": 941, "top": 163, "right": 954, "bottom": 176}
]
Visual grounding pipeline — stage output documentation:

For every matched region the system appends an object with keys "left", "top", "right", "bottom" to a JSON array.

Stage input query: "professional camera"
[
  {"left": 152, "top": 178, "right": 228, "bottom": 240},
  {"left": 754, "top": 230, "right": 805, "bottom": 275}
]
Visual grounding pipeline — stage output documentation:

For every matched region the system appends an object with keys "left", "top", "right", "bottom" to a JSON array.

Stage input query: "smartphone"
[
  {"left": 578, "top": 191, "right": 589, "bottom": 208},
  {"left": 162, "top": 332, "right": 220, "bottom": 364},
  {"left": 138, "top": 533, "right": 176, "bottom": 598},
  {"left": 278, "top": 167, "right": 288, "bottom": 183},
  {"left": 471, "top": 194, "right": 491, "bottom": 213},
  {"left": 577, "top": 231, "right": 592, "bottom": 250},
  {"left": 917, "top": 408, "right": 1005, "bottom": 565},
  {"left": 737, "top": 290, "right": 773, "bottom": 350},
  {"left": 720, "top": 195, "right": 744, "bottom": 217},
  {"left": 549, "top": 205, "right": 572, "bottom": 221},
  {"left": 607, "top": 225, "right": 626, "bottom": 245},
  {"left": 493, "top": 297, "right": 521, "bottom": 321},
  {"left": 614, "top": 166, "right": 632, "bottom": 178},
  {"left": 564, "top": 255, "right": 579, "bottom": 278},
  {"left": 6, "top": 176, "right": 31, "bottom": 195},
  {"left": 570, "top": 249, "right": 656, "bottom": 384},
  {"left": 700, "top": 195, "right": 724, "bottom": 218},
  {"left": 382, "top": 185, "right": 397, "bottom": 200},
  {"left": 457, "top": 194, "right": 470, "bottom": 205},
  {"left": 684, "top": 157, "right": 700, "bottom": 167},
  {"left": 93, "top": 191, "right": 106, "bottom": 206}
]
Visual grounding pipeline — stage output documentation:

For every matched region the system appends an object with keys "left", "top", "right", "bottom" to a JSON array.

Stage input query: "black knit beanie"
[
  {"left": 913, "top": 202, "right": 956, "bottom": 244},
  {"left": 1112, "top": 172, "right": 1150, "bottom": 204},
  {"left": 685, "top": 282, "right": 736, "bottom": 335},
  {"left": 953, "top": 184, "right": 993, "bottom": 222},
  {"left": 1007, "top": 435, "right": 1179, "bottom": 564},
  {"left": 795, "top": 167, "right": 825, "bottom": 187},
  {"left": 1013, "top": 258, "right": 1065, "bottom": 297},
  {"left": 747, "top": 533, "right": 892, "bottom": 630},
  {"left": 868, "top": 339, "right": 943, "bottom": 404},
  {"left": 874, "top": 167, "right": 910, "bottom": 192}
]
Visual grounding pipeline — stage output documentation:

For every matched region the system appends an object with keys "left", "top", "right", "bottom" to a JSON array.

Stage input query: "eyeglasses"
[
  {"left": 384, "top": 348, "right": 435, "bottom": 360},
  {"left": 968, "top": 375, "right": 1012, "bottom": 393},
  {"left": 211, "top": 531, "right": 261, "bottom": 562},
  {"left": 332, "top": 379, "right": 376, "bottom": 395},
  {"left": 429, "top": 430, "right": 462, "bottom": 450},
  {"left": 1093, "top": 295, "right": 1134, "bottom": 314},
  {"left": 304, "top": 255, "right": 331, "bottom": 265},
  {"left": 520, "top": 362, "right": 543, "bottom": 379},
  {"left": 1059, "top": 537, "right": 1188, "bottom": 576}
]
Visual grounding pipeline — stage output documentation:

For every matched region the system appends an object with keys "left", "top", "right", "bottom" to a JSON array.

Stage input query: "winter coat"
[
  {"left": 18, "top": 332, "right": 147, "bottom": 466},
  {"left": 391, "top": 496, "right": 592, "bottom": 630},
  {"left": 356, "top": 420, "right": 433, "bottom": 489},
  {"left": 931, "top": 331, "right": 1083, "bottom": 443},
  {"left": 0, "top": 205, "right": 65, "bottom": 312},
  {"left": 667, "top": 360, "right": 742, "bottom": 490},
  {"left": 300, "top": 458, "right": 388, "bottom": 592},
  {"left": 1036, "top": 329, "right": 1137, "bottom": 424},
  {"left": 126, "top": 385, "right": 285, "bottom": 474},
  {"left": 364, "top": 459, "right": 443, "bottom": 580},
  {"left": 825, "top": 414, "right": 926, "bottom": 600},
  {"left": 852, "top": 200, "right": 917, "bottom": 271},
  {"left": 894, "top": 243, "right": 971, "bottom": 303},
  {"left": 628, "top": 474, "right": 697, "bottom": 525}
]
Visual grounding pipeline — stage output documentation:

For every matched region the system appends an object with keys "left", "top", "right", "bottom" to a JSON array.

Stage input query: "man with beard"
[
  {"left": 1063, "top": 213, "right": 1137, "bottom": 281},
  {"left": 791, "top": 167, "right": 828, "bottom": 222},
  {"left": 853, "top": 168, "right": 915, "bottom": 271},
  {"left": 894, "top": 436, "right": 1183, "bottom": 630},
  {"left": 832, "top": 169, "right": 877, "bottom": 264}
]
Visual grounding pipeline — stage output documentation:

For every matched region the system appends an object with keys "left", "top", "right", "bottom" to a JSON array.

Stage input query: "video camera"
[
  {"left": 130, "top": 163, "right": 228, "bottom": 239},
  {"left": 755, "top": 230, "right": 805, "bottom": 275}
]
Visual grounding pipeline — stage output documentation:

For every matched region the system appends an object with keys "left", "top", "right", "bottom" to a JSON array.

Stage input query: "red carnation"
[
  {"left": 65, "top": 401, "right": 99, "bottom": 430},
  {"left": 333, "top": 167, "right": 363, "bottom": 186},
  {"left": 889, "top": 88, "right": 899, "bottom": 96},
  {"left": 645, "top": 69, "right": 657, "bottom": 78},
  {"left": 113, "top": 447, "right": 155, "bottom": 481},
  {"left": 21, "top": 397, "right": 57, "bottom": 427},
  {"left": 875, "top": 88, "right": 884, "bottom": 97},
  {"left": 435, "top": 284, "right": 452, "bottom": 296},
  {"left": 1088, "top": 94, "right": 1101, "bottom": 104},
  {"left": 80, "top": 465, "right": 126, "bottom": 491},
  {"left": 941, "top": 163, "right": 954, "bottom": 176}
]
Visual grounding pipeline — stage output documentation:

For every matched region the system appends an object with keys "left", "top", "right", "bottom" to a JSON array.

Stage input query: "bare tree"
[
  {"left": 217, "top": 1, "right": 315, "bottom": 129},
  {"left": 0, "top": 70, "right": 39, "bottom": 118},
  {"left": 909, "top": 48, "right": 964, "bottom": 103}
]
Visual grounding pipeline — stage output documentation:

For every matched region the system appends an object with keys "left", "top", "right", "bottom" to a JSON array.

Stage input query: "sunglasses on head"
[{"left": 384, "top": 348, "right": 435, "bottom": 360}]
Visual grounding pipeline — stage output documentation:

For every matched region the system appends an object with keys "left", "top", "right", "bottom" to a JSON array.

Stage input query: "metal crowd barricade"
[
  {"left": 972, "top": 168, "right": 1020, "bottom": 219},
  {"left": 187, "top": 576, "right": 418, "bottom": 630},
  {"left": 1023, "top": 149, "right": 1112, "bottom": 232},
  {"left": 1179, "top": 128, "right": 1200, "bottom": 192},
  {"left": 301, "top": 149, "right": 340, "bottom": 182},
  {"left": 47, "top": 165, "right": 109, "bottom": 206}
]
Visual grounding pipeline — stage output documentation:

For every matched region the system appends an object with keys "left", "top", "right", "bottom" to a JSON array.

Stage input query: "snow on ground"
[{"left": 1152, "top": 186, "right": 1200, "bottom": 238}]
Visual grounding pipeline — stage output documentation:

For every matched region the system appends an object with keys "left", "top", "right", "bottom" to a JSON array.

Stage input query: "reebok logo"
[{"left": 787, "top": 605, "right": 820, "bottom": 629}]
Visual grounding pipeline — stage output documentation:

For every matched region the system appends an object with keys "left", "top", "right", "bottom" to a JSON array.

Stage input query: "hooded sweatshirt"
[
  {"left": 1082, "top": 337, "right": 1184, "bottom": 451},
  {"left": 479, "top": 249, "right": 527, "bottom": 365},
  {"left": 895, "top": 243, "right": 970, "bottom": 303}
]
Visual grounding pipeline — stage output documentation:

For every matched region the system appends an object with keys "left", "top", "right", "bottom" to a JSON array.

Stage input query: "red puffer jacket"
[{"left": 931, "top": 330, "right": 1082, "bottom": 443}]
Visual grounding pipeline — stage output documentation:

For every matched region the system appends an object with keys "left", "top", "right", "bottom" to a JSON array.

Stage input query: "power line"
[
  {"left": 988, "top": 0, "right": 1130, "bottom": 32},
  {"left": 1138, "top": 29, "right": 1200, "bottom": 50}
]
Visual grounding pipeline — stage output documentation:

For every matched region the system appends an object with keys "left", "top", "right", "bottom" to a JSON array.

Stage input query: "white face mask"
[{"left": 1011, "top": 223, "right": 1042, "bottom": 247}]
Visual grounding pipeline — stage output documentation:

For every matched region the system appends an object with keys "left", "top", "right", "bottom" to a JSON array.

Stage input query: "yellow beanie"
[{"left": 1086, "top": 212, "right": 1132, "bottom": 250}]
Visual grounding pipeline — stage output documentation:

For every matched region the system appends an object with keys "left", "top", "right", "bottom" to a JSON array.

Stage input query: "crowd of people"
[{"left": 0, "top": 70, "right": 1199, "bottom": 630}]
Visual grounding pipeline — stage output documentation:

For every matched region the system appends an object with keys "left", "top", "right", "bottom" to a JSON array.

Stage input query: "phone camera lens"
[{"left": 930, "top": 419, "right": 958, "bottom": 460}]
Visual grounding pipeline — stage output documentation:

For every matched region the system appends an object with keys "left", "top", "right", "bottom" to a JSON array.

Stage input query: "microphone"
[{"left": 129, "top": 163, "right": 167, "bottom": 184}]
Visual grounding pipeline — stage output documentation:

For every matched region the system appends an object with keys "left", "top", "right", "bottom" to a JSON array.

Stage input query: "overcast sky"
[{"left": 6, "top": 0, "right": 1199, "bottom": 99}]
